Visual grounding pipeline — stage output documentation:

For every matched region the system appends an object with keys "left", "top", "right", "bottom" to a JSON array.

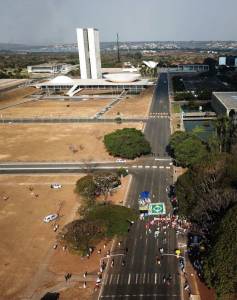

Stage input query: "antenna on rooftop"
[{"left": 116, "top": 33, "right": 120, "bottom": 63}]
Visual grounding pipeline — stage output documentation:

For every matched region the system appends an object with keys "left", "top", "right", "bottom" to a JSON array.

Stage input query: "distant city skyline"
[{"left": 0, "top": 0, "right": 237, "bottom": 45}]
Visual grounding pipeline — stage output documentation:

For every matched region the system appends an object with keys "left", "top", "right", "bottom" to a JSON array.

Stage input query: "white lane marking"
[
  {"left": 104, "top": 274, "right": 109, "bottom": 285},
  {"left": 169, "top": 162, "right": 173, "bottom": 165},
  {"left": 138, "top": 165, "right": 143, "bottom": 168},
  {"left": 155, "top": 273, "right": 157, "bottom": 284},
  {"left": 145, "top": 165, "right": 150, "bottom": 168},
  {"left": 143, "top": 255, "right": 147, "bottom": 265},
  {"left": 101, "top": 294, "right": 179, "bottom": 298},
  {"left": 152, "top": 165, "right": 157, "bottom": 168},
  {"left": 145, "top": 238, "right": 148, "bottom": 246},
  {"left": 166, "top": 166, "right": 171, "bottom": 169},
  {"left": 117, "top": 274, "right": 120, "bottom": 285},
  {"left": 135, "top": 273, "right": 139, "bottom": 284},
  {"left": 159, "top": 166, "right": 164, "bottom": 169},
  {"left": 109, "top": 274, "right": 113, "bottom": 285},
  {"left": 143, "top": 273, "right": 146, "bottom": 284},
  {"left": 128, "top": 273, "right": 131, "bottom": 285},
  {"left": 132, "top": 165, "right": 137, "bottom": 168}
]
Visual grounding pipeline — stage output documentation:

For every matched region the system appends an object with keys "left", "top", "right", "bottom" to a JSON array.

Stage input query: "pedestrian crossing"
[
  {"left": 149, "top": 112, "right": 170, "bottom": 119},
  {"left": 103, "top": 272, "right": 178, "bottom": 286},
  {"left": 131, "top": 165, "right": 171, "bottom": 169}
]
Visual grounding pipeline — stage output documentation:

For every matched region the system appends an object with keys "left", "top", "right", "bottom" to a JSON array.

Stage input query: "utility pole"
[{"left": 116, "top": 33, "right": 120, "bottom": 63}]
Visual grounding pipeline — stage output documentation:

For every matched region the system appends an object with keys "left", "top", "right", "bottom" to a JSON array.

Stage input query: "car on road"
[
  {"left": 43, "top": 214, "right": 58, "bottom": 223},
  {"left": 51, "top": 183, "right": 62, "bottom": 189},
  {"left": 116, "top": 159, "right": 127, "bottom": 163}
]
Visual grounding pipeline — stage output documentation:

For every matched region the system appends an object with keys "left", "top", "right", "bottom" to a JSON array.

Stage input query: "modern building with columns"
[{"left": 76, "top": 28, "right": 102, "bottom": 79}]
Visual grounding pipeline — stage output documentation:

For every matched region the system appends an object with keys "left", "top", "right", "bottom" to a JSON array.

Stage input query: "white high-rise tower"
[{"left": 76, "top": 28, "right": 102, "bottom": 79}]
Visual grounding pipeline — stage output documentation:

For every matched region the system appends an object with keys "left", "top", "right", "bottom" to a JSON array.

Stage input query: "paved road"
[{"left": 99, "top": 73, "right": 180, "bottom": 300}]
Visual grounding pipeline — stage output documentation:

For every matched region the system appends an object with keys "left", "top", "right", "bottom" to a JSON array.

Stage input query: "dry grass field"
[
  {"left": 0, "top": 123, "right": 142, "bottom": 162},
  {"left": 105, "top": 86, "right": 154, "bottom": 118},
  {"left": 0, "top": 87, "right": 36, "bottom": 108},
  {"left": 0, "top": 174, "right": 81, "bottom": 299},
  {"left": 0, "top": 174, "right": 130, "bottom": 299},
  {"left": 0, "top": 98, "right": 112, "bottom": 118}
]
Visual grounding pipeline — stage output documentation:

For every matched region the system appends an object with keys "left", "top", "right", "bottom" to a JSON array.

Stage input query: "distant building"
[
  {"left": 27, "top": 63, "right": 64, "bottom": 74},
  {"left": 218, "top": 56, "right": 237, "bottom": 67},
  {"left": 76, "top": 28, "right": 102, "bottom": 79},
  {"left": 27, "top": 63, "right": 74, "bottom": 74},
  {"left": 212, "top": 92, "right": 237, "bottom": 118},
  {"left": 169, "top": 64, "right": 209, "bottom": 73}
]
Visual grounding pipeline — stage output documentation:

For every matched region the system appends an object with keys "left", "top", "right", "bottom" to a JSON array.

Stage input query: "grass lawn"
[{"left": 172, "top": 103, "right": 181, "bottom": 113}]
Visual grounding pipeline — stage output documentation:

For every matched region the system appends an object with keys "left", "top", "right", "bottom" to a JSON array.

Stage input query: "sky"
[{"left": 0, "top": 0, "right": 237, "bottom": 44}]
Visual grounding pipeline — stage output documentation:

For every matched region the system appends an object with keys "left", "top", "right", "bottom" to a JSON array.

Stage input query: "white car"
[
  {"left": 116, "top": 159, "right": 127, "bottom": 163},
  {"left": 43, "top": 214, "right": 58, "bottom": 223},
  {"left": 51, "top": 183, "right": 62, "bottom": 189}
]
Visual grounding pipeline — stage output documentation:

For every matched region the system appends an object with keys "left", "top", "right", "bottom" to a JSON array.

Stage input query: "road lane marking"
[
  {"left": 117, "top": 274, "right": 120, "bottom": 285},
  {"left": 101, "top": 294, "right": 179, "bottom": 298},
  {"left": 109, "top": 274, "right": 113, "bottom": 285},
  {"left": 159, "top": 166, "right": 164, "bottom": 169},
  {"left": 152, "top": 165, "right": 157, "bottom": 168},
  {"left": 128, "top": 273, "right": 131, "bottom": 285},
  {"left": 166, "top": 166, "right": 171, "bottom": 169},
  {"left": 147, "top": 273, "right": 150, "bottom": 284},
  {"left": 143, "top": 273, "right": 146, "bottom": 284},
  {"left": 155, "top": 273, "right": 157, "bottom": 284},
  {"left": 138, "top": 165, "right": 143, "bottom": 168},
  {"left": 104, "top": 274, "right": 109, "bottom": 285},
  {"left": 135, "top": 273, "right": 139, "bottom": 284},
  {"left": 132, "top": 165, "right": 137, "bottom": 168},
  {"left": 145, "top": 165, "right": 150, "bottom": 168}
]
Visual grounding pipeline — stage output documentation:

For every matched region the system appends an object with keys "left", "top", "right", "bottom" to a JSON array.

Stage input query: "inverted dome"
[
  {"left": 143, "top": 61, "right": 158, "bottom": 69},
  {"left": 103, "top": 73, "right": 141, "bottom": 83},
  {"left": 50, "top": 76, "right": 74, "bottom": 85}
]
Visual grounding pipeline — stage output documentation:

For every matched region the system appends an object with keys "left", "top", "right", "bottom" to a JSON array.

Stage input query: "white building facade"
[{"left": 76, "top": 28, "right": 102, "bottom": 79}]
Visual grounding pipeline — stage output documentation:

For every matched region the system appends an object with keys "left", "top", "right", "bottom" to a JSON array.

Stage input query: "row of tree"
[
  {"left": 59, "top": 170, "right": 137, "bottom": 254},
  {"left": 169, "top": 117, "right": 237, "bottom": 299}
]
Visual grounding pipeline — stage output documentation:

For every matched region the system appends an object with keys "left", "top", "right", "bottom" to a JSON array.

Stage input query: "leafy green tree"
[
  {"left": 174, "top": 136, "right": 208, "bottom": 167},
  {"left": 75, "top": 175, "right": 97, "bottom": 202},
  {"left": 203, "top": 205, "right": 237, "bottom": 299},
  {"left": 104, "top": 128, "right": 151, "bottom": 159},
  {"left": 93, "top": 172, "right": 121, "bottom": 200},
  {"left": 86, "top": 204, "right": 138, "bottom": 237}
]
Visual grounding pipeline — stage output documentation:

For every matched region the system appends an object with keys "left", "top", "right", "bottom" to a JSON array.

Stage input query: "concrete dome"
[
  {"left": 103, "top": 73, "right": 141, "bottom": 83},
  {"left": 143, "top": 61, "right": 158, "bottom": 69},
  {"left": 50, "top": 76, "right": 74, "bottom": 85}
]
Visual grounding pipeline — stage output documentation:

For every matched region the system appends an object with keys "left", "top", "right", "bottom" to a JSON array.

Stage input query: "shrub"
[{"left": 104, "top": 128, "right": 151, "bottom": 159}]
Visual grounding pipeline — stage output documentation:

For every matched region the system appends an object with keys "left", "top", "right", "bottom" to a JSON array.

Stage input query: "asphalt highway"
[{"left": 99, "top": 73, "right": 180, "bottom": 300}]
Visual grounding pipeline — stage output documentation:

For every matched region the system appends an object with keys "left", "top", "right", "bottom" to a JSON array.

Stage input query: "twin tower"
[{"left": 76, "top": 28, "right": 102, "bottom": 80}]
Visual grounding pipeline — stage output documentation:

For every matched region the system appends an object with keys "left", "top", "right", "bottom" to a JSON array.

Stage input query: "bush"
[
  {"left": 116, "top": 168, "right": 128, "bottom": 177},
  {"left": 104, "top": 128, "right": 151, "bottom": 159},
  {"left": 174, "top": 92, "right": 195, "bottom": 101},
  {"left": 59, "top": 204, "right": 138, "bottom": 254},
  {"left": 86, "top": 204, "right": 138, "bottom": 237}
]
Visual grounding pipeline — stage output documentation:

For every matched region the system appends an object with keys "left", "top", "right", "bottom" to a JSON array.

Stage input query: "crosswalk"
[
  {"left": 131, "top": 165, "right": 171, "bottom": 169},
  {"left": 103, "top": 272, "right": 178, "bottom": 286},
  {"left": 149, "top": 113, "right": 170, "bottom": 119}
]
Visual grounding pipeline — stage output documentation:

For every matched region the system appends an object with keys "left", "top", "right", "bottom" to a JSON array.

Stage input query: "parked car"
[
  {"left": 51, "top": 183, "right": 62, "bottom": 189},
  {"left": 43, "top": 214, "right": 58, "bottom": 223}
]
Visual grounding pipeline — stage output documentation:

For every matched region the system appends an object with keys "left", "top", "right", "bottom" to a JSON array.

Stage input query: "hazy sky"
[{"left": 0, "top": 0, "right": 236, "bottom": 44}]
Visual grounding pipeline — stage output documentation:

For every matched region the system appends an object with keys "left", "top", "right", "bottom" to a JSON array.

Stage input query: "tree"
[
  {"left": 203, "top": 205, "right": 237, "bottom": 299},
  {"left": 104, "top": 128, "right": 151, "bottom": 159},
  {"left": 59, "top": 219, "right": 106, "bottom": 254},
  {"left": 213, "top": 116, "right": 235, "bottom": 153},
  {"left": 174, "top": 136, "right": 208, "bottom": 167},
  {"left": 75, "top": 175, "right": 97, "bottom": 203},
  {"left": 93, "top": 172, "right": 121, "bottom": 200},
  {"left": 59, "top": 204, "right": 138, "bottom": 254}
]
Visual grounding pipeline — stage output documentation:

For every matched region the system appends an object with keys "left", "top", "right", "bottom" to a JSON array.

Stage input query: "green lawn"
[{"left": 172, "top": 103, "right": 181, "bottom": 113}]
